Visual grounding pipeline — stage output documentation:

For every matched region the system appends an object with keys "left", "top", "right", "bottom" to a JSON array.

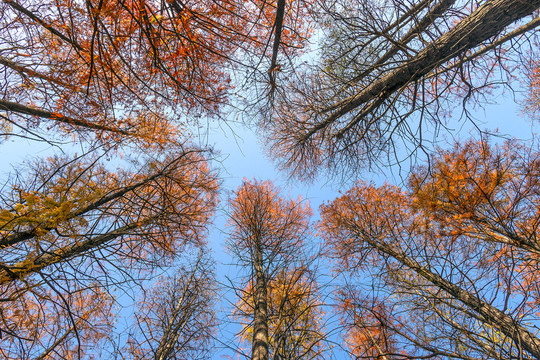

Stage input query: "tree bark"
[
  {"left": 348, "top": 0, "right": 458, "bottom": 87},
  {"left": 269, "top": 0, "right": 287, "bottom": 88},
  {"left": 0, "top": 100, "right": 131, "bottom": 135},
  {"left": 252, "top": 238, "right": 269, "bottom": 360}
]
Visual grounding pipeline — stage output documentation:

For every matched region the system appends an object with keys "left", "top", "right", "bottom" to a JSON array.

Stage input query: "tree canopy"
[
  {"left": 265, "top": 0, "right": 540, "bottom": 179},
  {"left": 320, "top": 139, "right": 540, "bottom": 359},
  {"left": 1, "top": 0, "right": 540, "bottom": 359}
]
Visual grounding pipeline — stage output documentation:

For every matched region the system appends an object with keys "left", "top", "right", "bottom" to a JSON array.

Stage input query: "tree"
[
  {"left": 236, "top": 266, "right": 327, "bottom": 360},
  {"left": 123, "top": 249, "right": 217, "bottom": 360},
  {"left": 0, "top": 1, "right": 314, "bottom": 358},
  {"left": 0, "top": 0, "right": 216, "bottom": 146},
  {"left": 338, "top": 290, "right": 401, "bottom": 360},
  {"left": 0, "top": 149, "right": 218, "bottom": 359},
  {"left": 0, "top": 0, "right": 312, "bottom": 147},
  {"left": 226, "top": 179, "right": 318, "bottom": 360},
  {"left": 320, "top": 139, "right": 540, "bottom": 359},
  {"left": 265, "top": 0, "right": 540, "bottom": 179},
  {"left": 1, "top": 283, "right": 114, "bottom": 359}
]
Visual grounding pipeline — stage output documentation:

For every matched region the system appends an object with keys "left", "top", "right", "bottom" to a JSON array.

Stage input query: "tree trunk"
[
  {"left": 0, "top": 218, "right": 153, "bottom": 285},
  {"left": 252, "top": 239, "right": 269, "bottom": 360},
  {"left": 0, "top": 99, "right": 130, "bottom": 135},
  {"left": 362, "top": 234, "right": 540, "bottom": 359}
]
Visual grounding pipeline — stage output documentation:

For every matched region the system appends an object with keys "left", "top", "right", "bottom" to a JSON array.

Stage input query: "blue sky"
[
  {"left": 0, "top": 83, "right": 539, "bottom": 359},
  {"left": 186, "top": 92, "right": 540, "bottom": 358}
]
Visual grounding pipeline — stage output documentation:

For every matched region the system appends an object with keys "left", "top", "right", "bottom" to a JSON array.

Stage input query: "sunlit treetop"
[
  {"left": 227, "top": 179, "right": 312, "bottom": 269},
  {"left": 319, "top": 138, "right": 540, "bottom": 359},
  {"left": 321, "top": 138, "right": 540, "bottom": 271},
  {"left": 409, "top": 139, "right": 540, "bottom": 253}
]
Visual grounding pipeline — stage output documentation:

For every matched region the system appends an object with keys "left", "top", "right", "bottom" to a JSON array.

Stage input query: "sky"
[
  {"left": 1, "top": 69, "right": 539, "bottom": 360},
  {"left": 2, "top": 88, "right": 539, "bottom": 358}
]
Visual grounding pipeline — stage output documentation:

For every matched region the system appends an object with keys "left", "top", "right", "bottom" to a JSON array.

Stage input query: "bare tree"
[
  {"left": 124, "top": 249, "right": 217, "bottom": 360},
  {"left": 265, "top": 0, "right": 540, "bottom": 179}
]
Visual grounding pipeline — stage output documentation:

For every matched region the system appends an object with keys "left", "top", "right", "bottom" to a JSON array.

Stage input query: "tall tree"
[
  {"left": 0, "top": 149, "right": 218, "bottom": 359},
  {"left": 0, "top": 0, "right": 312, "bottom": 146},
  {"left": 236, "top": 266, "right": 327, "bottom": 360},
  {"left": 265, "top": 0, "right": 540, "bottom": 179},
  {"left": 227, "top": 179, "right": 315, "bottom": 360},
  {"left": 124, "top": 249, "right": 217, "bottom": 360},
  {"left": 320, "top": 139, "right": 540, "bottom": 359}
]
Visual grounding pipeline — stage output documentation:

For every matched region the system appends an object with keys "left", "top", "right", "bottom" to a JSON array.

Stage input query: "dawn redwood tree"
[
  {"left": 226, "top": 180, "right": 315, "bottom": 360},
  {"left": 236, "top": 266, "right": 327, "bottom": 360},
  {"left": 0, "top": 0, "right": 312, "bottom": 146},
  {"left": 124, "top": 249, "right": 217, "bottom": 360},
  {"left": 0, "top": 0, "right": 229, "bottom": 146},
  {"left": 320, "top": 139, "right": 540, "bottom": 359},
  {"left": 0, "top": 149, "right": 218, "bottom": 359},
  {"left": 266, "top": 0, "right": 540, "bottom": 179}
]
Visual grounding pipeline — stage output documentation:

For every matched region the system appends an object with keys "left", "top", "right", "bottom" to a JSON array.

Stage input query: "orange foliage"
[
  {"left": 227, "top": 179, "right": 312, "bottom": 264},
  {"left": 227, "top": 180, "right": 322, "bottom": 359},
  {"left": 1, "top": 0, "right": 313, "bottom": 146},
  {"left": 409, "top": 139, "right": 540, "bottom": 255},
  {"left": 320, "top": 138, "right": 540, "bottom": 358},
  {"left": 0, "top": 285, "right": 114, "bottom": 359},
  {"left": 320, "top": 182, "right": 411, "bottom": 273},
  {"left": 0, "top": 151, "right": 218, "bottom": 270},
  {"left": 0, "top": 151, "right": 218, "bottom": 358},
  {"left": 524, "top": 60, "right": 540, "bottom": 117},
  {"left": 322, "top": 139, "right": 540, "bottom": 286},
  {"left": 339, "top": 291, "right": 400, "bottom": 359}
]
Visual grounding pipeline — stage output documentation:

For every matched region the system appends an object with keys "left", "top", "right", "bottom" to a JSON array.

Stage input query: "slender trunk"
[
  {"left": 268, "top": 0, "right": 286, "bottom": 88},
  {"left": 252, "top": 239, "right": 269, "bottom": 360},
  {"left": 362, "top": 233, "right": 540, "bottom": 358},
  {"left": 154, "top": 254, "right": 204, "bottom": 360}
]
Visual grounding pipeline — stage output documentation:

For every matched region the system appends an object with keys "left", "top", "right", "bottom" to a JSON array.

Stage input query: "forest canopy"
[{"left": 1, "top": 0, "right": 540, "bottom": 359}]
